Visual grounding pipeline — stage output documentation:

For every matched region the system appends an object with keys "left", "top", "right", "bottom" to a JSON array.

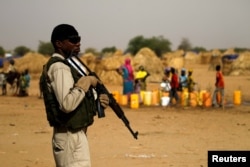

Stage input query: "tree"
[
  {"left": 234, "top": 47, "right": 250, "bottom": 53},
  {"left": 84, "top": 47, "right": 99, "bottom": 56},
  {"left": 38, "top": 41, "right": 54, "bottom": 56},
  {"left": 0, "top": 46, "right": 5, "bottom": 57},
  {"left": 192, "top": 46, "right": 207, "bottom": 53},
  {"left": 148, "top": 36, "right": 172, "bottom": 57},
  {"left": 126, "top": 35, "right": 146, "bottom": 55},
  {"left": 101, "top": 46, "right": 117, "bottom": 54},
  {"left": 125, "top": 35, "right": 171, "bottom": 57},
  {"left": 177, "top": 38, "right": 192, "bottom": 52},
  {"left": 14, "top": 46, "right": 30, "bottom": 56}
]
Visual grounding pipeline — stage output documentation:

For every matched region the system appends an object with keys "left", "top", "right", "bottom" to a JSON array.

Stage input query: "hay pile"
[
  {"left": 82, "top": 47, "right": 165, "bottom": 84},
  {"left": 230, "top": 51, "right": 250, "bottom": 76},
  {"left": 200, "top": 52, "right": 212, "bottom": 64},
  {"left": 3, "top": 49, "right": 248, "bottom": 85},
  {"left": 211, "top": 49, "right": 222, "bottom": 57},
  {"left": 14, "top": 52, "right": 49, "bottom": 78},
  {"left": 162, "top": 50, "right": 184, "bottom": 71},
  {"left": 79, "top": 52, "right": 97, "bottom": 71},
  {"left": 223, "top": 48, "right": 235, "bottom": 55},
  {"left": 96, "top": 54, "right": 129, "bottom": 85},
  {"left": 79, "top": 50, "right": 133, "bottom": 85},
  {"left": 220, "top": 49, "right": 249, "bottom": 76},
  {"left": 221, "top": 58, "right": 233, "bottom": 75},
  {"left": 207, "top": 49, "right": 222, "bottom": 70},
  {"left": 184, "top": 51, "right": 200, "bottom": 65},
  {"left": 133, "top": 47, "right": 164, "bottom": 82},
  {"left": 208, "top": 55, "right": 223, "bottom": 71}
]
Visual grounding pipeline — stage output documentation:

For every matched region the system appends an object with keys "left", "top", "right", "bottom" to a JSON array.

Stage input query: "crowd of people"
[
  {"left": 0, "top": 59, "right": 30, "bottom": 96},
  {"left": 115, "top": 56, "right": 225, "bottom": 108},
  {"left": 160, "top": 67, "right": 196, "bottom": 107},
  {"left": 160, "top": 65, "right": 224, "bottom": 108}
]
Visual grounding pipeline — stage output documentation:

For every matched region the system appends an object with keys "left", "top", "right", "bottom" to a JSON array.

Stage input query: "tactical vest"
[{"left": 39, "top": 56, "right": 96, "bottom": 129}]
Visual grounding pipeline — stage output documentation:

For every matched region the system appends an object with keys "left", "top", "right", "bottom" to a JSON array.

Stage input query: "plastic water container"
[
  {"left": 130, "top": 93, "right": 139, "bottom": 109},
  {"left": 140, "top": 91, "right": 145, "bottom": 103},
  {"left": 198, "top": 90, "right": 207, "bottom": 106},
  {"left": 189, "top": 92, "right": 198, "bottom": 107},
  {"left": 233, "top": 90, "right": 241, "bottom": 105},
  {"left": 151, "top": 90, "right": 160, "bottom": 106},
  {"left": 112, "top": 91, "right": 120, "bottom": 103},
  {"left": 181, "top": 89, "right": 189, "bottom": 107},
  {"left": 161, "top": 96, "right": 170, "bottom": 106},
  {"left": 119, "top": 94, "right": 128, "bottom": 105},
  {"left": 143, "top": 91, "right": 152, "bottom": 106},
  {"left": 203, "top": 92, "right": 212, "bottom": 107}
]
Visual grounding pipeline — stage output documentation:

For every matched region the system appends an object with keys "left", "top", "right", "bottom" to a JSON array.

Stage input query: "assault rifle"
[{"left": 67, "top": 55, "right": 138, "bottom": 140}]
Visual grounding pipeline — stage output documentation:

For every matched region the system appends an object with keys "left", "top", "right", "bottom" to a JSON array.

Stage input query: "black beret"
[{"left": 51, "top": 24, "right": 78, "bottom": 43}]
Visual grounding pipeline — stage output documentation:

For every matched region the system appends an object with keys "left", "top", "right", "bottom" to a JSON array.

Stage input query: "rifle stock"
[{"left": 67, "top": 56, "right": 138, "bottom": 139}]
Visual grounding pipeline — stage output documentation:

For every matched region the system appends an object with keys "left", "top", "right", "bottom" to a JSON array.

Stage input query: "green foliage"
[
  {"left": 84, "top": 47, "right": 100, "bottom": 56},
  {"left": 0, "top": 46, "right": 5, "bottom": 57},
  {"left": 218, "top": 49, "right": 227, "bottom": 53},
  {"left": 234, "top": 47, "right": 250, "bottom": 53},
  {"left": 14, "top": 46, "right": 30, "bottom": 56},
  {"left": 126, "top": 35, "right": 171, "bottom": 57},
  {"left": 38, "top": 41, "right": 54, "bottom": 56},
  {"left": 101, "top": 46, "right": 117, "bottom": 54},
  {"left": 192, "top": 46, "right": 207, "bottom": 53},
  {"left": 177, "top": 38, "right": 192, "bottom": 52}
]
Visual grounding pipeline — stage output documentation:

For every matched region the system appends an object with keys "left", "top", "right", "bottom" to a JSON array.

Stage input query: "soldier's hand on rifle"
[
  {"left": 99, "top": 94, "right": 109, "bottom": 108},
  {"left": 75, "top": 76, "right": 101, "bottom": 92}
]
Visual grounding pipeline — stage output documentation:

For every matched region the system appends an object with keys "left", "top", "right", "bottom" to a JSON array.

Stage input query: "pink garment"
[{"left": 124, "top": 58, "right": 134, "bottom": 80}]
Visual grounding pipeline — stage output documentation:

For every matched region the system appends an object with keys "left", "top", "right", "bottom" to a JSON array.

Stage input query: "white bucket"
[{"left": 161, "top": 97, "right": 170, "bottom": 106}]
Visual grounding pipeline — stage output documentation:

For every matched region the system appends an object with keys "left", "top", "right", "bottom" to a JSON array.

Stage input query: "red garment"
[
  {"left": 171, "top": 73, "right": 179, "bottom": 88},
  {"left": 216, "top": 71, "right": 224, "bottom": 88},
  {"left": 124, "top": 58, "right": 134, "bottom": 81}
]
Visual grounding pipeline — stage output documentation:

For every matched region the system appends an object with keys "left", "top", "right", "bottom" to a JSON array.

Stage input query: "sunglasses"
[{"left": 67, "top": 36, "right": 81, "bottom": 44}]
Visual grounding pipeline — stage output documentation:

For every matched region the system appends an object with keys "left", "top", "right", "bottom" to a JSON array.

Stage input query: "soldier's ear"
[{"left": 55, "top": 40, "right": 63, "bottom": 48}]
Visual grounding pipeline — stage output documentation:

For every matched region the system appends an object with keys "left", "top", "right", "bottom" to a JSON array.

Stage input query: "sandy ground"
[{"left": 0, "top": 64, "right": 250, "bottom": 167}]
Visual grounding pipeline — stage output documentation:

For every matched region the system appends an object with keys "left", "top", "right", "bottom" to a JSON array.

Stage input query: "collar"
[{"left": 52, "top": 53, "right": 65, "bottom": 60}]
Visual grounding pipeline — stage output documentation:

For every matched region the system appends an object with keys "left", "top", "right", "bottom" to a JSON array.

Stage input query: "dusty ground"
[{"left": 0, "top": 64, "right": 250, "bottom": 167}]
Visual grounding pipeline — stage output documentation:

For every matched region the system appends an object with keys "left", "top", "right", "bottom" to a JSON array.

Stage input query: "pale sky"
[{"left": 0, "top": 0, "right": 249, "bottom": 52}]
